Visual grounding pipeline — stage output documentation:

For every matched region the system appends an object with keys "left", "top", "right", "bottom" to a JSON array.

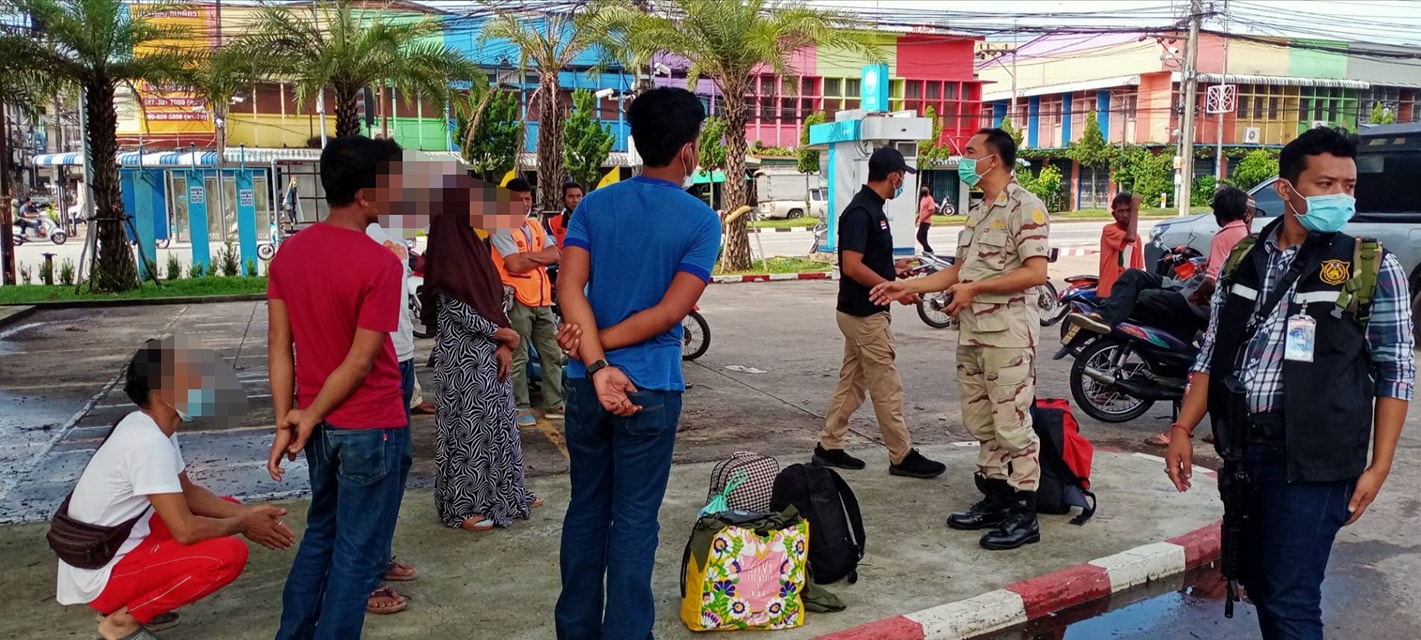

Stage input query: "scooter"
[
  {"left": 12, "top": 216, "right": 68, "bottom": 245},
  {"left": 911, "top": 248, "right": 1063, "bottom": 330}
]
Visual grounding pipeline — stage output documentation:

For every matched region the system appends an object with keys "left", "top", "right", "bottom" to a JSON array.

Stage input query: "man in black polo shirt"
[{"left": 812, "top": 147, "right": 946, "bottom": 479}]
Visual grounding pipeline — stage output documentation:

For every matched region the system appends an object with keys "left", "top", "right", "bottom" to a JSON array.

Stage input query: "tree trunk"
[
  {"left": 335, "top": 88, "right": 361, "bottom": 138},
  {"left": 1, "top": 104, "right": 15, "bottom": 285},
  {"left": 535, "top": 73, "right": 564, "bottom": 211},
  {"left": 88, "top": 81, "right": 139, "bottom": 292},
  {"left": 719, "top": 88, "right": 752, "bottom": 272}
]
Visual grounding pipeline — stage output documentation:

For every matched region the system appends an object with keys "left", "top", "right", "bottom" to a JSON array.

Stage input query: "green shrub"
[
  {"left": 188, "top": 261, "right": 206, "bottom": 279},
  {"left": 219, "top": 242, "right": 240, "bottom": 277},
  {"left": 166, "top": 254, "right": 182, "bottom": 281},
  {"left": 59, "top": 259, "right": 75, "bottom": 286},
  {"left": 244, "top": 259, "right": 258, "bottom": 277},
  {"left": 142, "top": 259, "right": 160, "bottom": 283},
  {"left": 18, "top": 263, "right": 31, "bottom": 285},
  {"left": 40, "top": 260, "right": 54, "bottom": 285}
]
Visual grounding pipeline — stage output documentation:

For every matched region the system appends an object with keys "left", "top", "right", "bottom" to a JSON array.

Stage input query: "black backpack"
[
  {"left": 1030, "top": 398, "right": 1097, "bottom": 525},
  {"left": 769, "top": 463, "right": 867, "bottom": 584}
]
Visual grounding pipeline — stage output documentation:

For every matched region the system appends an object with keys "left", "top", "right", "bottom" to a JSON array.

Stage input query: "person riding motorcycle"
[{"left": 17, "top": 198, "right": 43, "bottom": 237}]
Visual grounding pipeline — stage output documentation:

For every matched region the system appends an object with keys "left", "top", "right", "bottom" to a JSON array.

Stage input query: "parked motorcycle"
[
  {"left": 910, "top": 248, "right": 1063, "bottom": 330},
  {"left": 682, "top": 307, "right": 710, "bottom": 361},
  {"left": 11, "top": 216, "right": 67, "bottom": 245},
  {"left": 405, "top": 239, "right": 432, "bottom": 340},
  {"left": 1052, "top": 247, "right": 1206, "bottom": 423}
]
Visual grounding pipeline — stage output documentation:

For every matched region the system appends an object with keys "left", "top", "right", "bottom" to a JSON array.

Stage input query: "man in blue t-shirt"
[{"left": 553, "top": 87, "right": 721, "bottom": 640}]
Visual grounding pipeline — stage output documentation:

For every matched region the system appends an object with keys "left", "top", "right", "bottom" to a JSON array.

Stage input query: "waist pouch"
[{"left": 46, "top": 493, "right": 150, "bottom": 570}]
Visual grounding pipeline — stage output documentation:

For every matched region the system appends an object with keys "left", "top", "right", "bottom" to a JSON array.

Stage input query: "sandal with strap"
[
  {"left": 461, "top": 516, "right": 495, "bottom": 532},
  {"left": 382, "top": 557, "right": 418, "bottom": 582},
  {"left": 367, "top": 586, "right": 408, "bottom": 615}
]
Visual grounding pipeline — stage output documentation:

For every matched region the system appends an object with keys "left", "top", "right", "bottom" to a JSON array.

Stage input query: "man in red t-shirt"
[{"left": 267, "top": 136, "right": 408, "bottom": 640}]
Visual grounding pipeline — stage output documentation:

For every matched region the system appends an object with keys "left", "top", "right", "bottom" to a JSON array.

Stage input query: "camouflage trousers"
[{"left": 956, "top": 345, "right": 1040, "bottom": 491}]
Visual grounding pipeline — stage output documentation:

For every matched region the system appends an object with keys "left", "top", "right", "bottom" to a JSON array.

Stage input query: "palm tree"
[
  {"left": 615, "top": 0, "right": 879, "bottom": 271},
  {"left": 1, "top": 0, "right": 191, "bottom": 292},
  {"left": 0, "top": 46, "right": 59, "bottom": 285},
  {"left": 479, "top": 2, "right": 626, "bottom": 210},
  {"left": 236, "top": 1, "right": 477, "bottom": 139}
]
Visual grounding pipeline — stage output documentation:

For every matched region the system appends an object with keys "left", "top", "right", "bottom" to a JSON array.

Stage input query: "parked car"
[
  {"left": 757, "top": 187, "right": 828, "bottom": 220},
  {"left": 1145, "top": 122, "right": 1421, "bottom": 341}
]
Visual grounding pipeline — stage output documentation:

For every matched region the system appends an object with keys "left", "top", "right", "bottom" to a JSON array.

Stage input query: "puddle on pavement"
[{"left": 976, "top": 564, "right": 1252, "bottom": 639}]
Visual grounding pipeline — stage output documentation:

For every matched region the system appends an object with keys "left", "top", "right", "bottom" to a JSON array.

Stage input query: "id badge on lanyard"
[{"left": 1283, "top": 314, "right": 1317, "bottom": 363}]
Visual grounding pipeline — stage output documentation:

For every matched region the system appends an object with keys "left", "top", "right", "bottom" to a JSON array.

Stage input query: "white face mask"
[{"left": 681, "top": 145, "right": 697, "bottom": 190}]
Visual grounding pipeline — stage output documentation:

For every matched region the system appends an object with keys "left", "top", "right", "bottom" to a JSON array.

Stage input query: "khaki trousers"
[
  {"left": 956, "top": 345, "right": 1040, "bottom": 490},
  {"left": 820, "top": 311, "right": 913, "bottom": 464}
]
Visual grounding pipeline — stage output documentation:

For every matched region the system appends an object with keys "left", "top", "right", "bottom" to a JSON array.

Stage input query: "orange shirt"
[{"left": 1098, "top": 223, "right": 1143, "bottom": 297}]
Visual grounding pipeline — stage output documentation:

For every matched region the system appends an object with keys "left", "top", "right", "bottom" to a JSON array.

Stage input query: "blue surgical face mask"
[
  {"left": 1285, "top": 181, "right": 1355, "bottom": 233},
  {"left": 893, "top": 183, "right": 904, "bottom": 199}
]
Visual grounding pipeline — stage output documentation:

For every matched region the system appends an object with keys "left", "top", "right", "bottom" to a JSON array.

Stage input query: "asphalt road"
[
  {"left": 6, "top": 219, "right": 1168, "bottom": 278},
  {"left": 749, "top": 218, "right": 1163, "bottom": 258}
]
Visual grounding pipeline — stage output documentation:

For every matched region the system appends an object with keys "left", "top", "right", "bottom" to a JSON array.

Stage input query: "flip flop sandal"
[
  {"left": 95, "top": 613, "right": 178, "bottom": 633},
  {"left": 366, "top": 586, "right": 408, "bottom": 615},
  {"left": 461, "top": 516, "right": 495, "bottom": 532},
  {"left": 1144, "top": 431, "right": 1175, "bottom": 447},
  {"left": 530, "top": 497, "right": 545, "bottom": 509},
  {"left": 383, "top": 557, "right": 418, "bottom": 582}
]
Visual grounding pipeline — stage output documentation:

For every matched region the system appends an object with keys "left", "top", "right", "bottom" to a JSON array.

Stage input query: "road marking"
[{"left": 0, "top": 322, "right": 44, "bottom": 341}]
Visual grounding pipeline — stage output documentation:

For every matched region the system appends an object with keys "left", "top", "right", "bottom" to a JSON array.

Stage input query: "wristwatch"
[{"left": 587, "top": 359, "right": 610, "bottom": 377}]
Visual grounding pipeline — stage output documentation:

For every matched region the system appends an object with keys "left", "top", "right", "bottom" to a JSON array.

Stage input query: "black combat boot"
[
  {"left": 946, "top": 475, "right": 1012, "bottom": 530},
  {"left": 980, "top": 491, "right": 1041, "bottom": 550}
]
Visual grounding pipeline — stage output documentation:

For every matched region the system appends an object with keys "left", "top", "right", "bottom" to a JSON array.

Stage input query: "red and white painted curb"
[
  {"left": 1055, "top": 247, "right": 1100, "bottom": 257},
  {"left": 710, "top": 272, "right": 836, "bottom": 284},
  {"left": 817, "top": 521, "right": 1222, "bottom": 640}
]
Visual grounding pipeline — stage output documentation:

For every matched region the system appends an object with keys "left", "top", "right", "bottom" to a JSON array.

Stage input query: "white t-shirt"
[
  {"left": 366, "top": 223, "right": 416, "bottom": 362},
  {"left": 56, "top": 412, "right": 186, "bottom": 605}
]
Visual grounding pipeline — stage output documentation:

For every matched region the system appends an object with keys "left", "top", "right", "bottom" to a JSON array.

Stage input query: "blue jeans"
[
  {"left": 379, "top": 359, "right": 416, "bottom": 569},
  {"left": 1240, "top": 444, "right": 1355, "bottom": 640},
  {"left": 276, "top": 424, "right": 410, "bottom": 640},
  {"left": 555, "top": 378, "right": 682, "bottom": 640}
]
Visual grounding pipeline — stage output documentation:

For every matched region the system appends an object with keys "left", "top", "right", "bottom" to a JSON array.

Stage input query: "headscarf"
[{"left": 420, "top": 185, "right": 510, "bottom": 330}]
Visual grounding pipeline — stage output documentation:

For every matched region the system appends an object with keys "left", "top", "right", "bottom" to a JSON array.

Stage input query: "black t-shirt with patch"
[{"left": 837, "top": 186, "right": 896, "bottom": 317}]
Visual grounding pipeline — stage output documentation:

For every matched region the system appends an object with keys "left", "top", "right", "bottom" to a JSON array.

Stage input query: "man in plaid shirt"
[{"left": 1163, "top": 127, "right": 1414, "bottom": 640}]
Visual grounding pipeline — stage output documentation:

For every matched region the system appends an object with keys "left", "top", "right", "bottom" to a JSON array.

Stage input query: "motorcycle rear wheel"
[
  {"left": 917, "top": 292, "right": 955, "bottom": 329},
  {"left": 1069, "top": 338, "right": 1155, "bottom": 423}
]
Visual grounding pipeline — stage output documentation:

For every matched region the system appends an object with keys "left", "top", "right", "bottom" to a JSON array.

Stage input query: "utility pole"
[
  {"left": 1215, "top": 0, "right": 1230, "bottom": 181},
  {"left": 1176, "top": 0, "right": 1203, "bottom": 217}
]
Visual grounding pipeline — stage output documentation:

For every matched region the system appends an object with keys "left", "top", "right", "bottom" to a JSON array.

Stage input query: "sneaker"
[
  {"left": 889, "top": 448, "right": 947, "bottom": 479},
  {"left": 1069, "top": 312, "right": 1112, "bottom": 335},
  {"left": 812, "top": 445, "right": 866, "bottom": 470},
  {"left": 517, "top": 412, "right": 537, "bottom": 427},
  {"left": 545, "top": 408, "right": 566, "bottom": 421}
]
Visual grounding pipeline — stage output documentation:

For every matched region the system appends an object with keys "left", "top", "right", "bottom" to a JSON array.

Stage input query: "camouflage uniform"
[{"left": 955, "top": 182, "right": 1051, "bottom": 491}]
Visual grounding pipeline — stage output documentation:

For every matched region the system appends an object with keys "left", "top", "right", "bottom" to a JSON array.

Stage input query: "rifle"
[{"left": 1215, "top": 374, "right": 1253, "bottom": 619}]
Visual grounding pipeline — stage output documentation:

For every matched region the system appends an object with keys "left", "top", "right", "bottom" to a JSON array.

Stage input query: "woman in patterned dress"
[{"left": 420, "top": 194, "right": 541, "bottom": 531}]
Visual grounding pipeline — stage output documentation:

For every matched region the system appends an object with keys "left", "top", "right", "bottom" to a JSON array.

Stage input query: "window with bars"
[{"left": 825, "top": 78, "right": 842, "bottom": 97}]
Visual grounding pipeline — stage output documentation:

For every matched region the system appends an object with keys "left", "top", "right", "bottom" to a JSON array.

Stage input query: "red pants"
[{"left": 88, "top": 498, "right": 250, "bottom": 624}]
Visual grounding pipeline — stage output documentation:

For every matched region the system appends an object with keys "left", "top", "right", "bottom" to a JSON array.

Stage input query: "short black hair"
[
  {"left": 1279, "top": 127, "right": 1357, "bottom": 183},
  {"left": 124, "top": 339, "right": 167, "bottom": 408},
  {"left": 562, "top": 182, "right": 584, "bottom": 196},
  {"left": 506, "top": 177, "right": 532, "bottom": 193},
  {"left": 320, "top": 135, "right": 403, "bottom": 207},
  {"left": 1212, "top": 184, "right": 1250, "bottom": 224},
  {"left": 627, "top": 88, "right": 705, "bottom": 167},
  {"left": 1112, "top": 191, "right": 1135, "bottom": 207},
  {"left": 920, "top": 186, "right": 930, "bottom": 196},
  {"left": 975, "top": 128, "right": 1017, "bottom": 169}
]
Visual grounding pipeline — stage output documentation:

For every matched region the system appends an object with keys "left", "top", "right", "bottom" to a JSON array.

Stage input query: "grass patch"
[
  {"left": 0, "top": 276, "right": 268, "bottom": 305},
  {"left": 931, "top": 215, "right": 968, "bottom": 225},
  {"left": 749, "top": 216, "right": 819, "bottom": 229},
  {"left": 718, "top": 257, "right": 831, "bottom": 275}
]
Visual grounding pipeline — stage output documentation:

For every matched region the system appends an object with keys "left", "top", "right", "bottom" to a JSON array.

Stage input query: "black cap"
[{"left": 868, "top": 147, "right": 917, "bottom": 176}]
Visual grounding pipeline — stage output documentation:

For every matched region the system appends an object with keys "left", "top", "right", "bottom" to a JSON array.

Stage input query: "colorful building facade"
[{"left": 977, "top": 31, "right": 1419, "bottom": 209}]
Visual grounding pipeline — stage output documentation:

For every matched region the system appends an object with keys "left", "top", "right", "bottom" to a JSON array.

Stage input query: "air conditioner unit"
[{"left": 1243, "top": 127, "right": 1261, "bottom": 144}]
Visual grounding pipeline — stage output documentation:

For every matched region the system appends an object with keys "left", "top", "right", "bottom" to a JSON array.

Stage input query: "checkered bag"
[{"left": 707, "top": 452, "right": 780, "bottom": 514}]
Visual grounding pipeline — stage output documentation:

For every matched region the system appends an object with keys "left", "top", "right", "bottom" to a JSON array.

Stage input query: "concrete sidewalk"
[{"left": 0, "top": 444, "right": 1219, "bottom": 640}]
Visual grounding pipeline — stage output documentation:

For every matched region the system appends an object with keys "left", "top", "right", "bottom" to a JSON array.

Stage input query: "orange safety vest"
[{"left": 491, "top": 221, "right": 553, "bottom": 307}]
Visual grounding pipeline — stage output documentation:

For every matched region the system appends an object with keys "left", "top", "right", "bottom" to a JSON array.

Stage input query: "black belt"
[{"left": 1246, "top": 411, "right": 1285, "bottom": 444}]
